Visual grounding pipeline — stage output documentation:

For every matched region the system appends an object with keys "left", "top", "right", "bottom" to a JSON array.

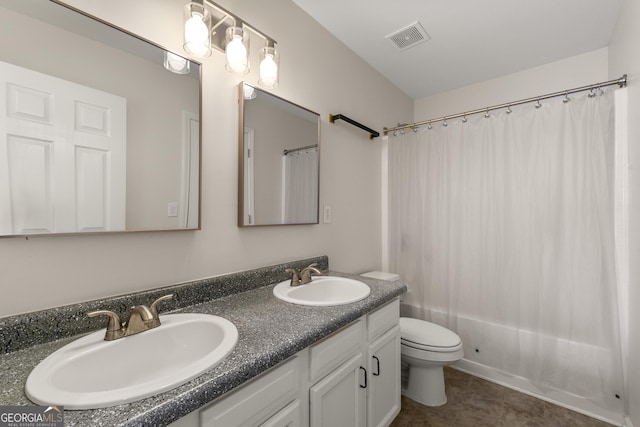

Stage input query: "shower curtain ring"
[
  {"left": 563, "top": 92, "right": 570, "bottom": 103},
  {"left": 506, "top": 105, "right": 512, "bottom": 114},
  {"left": 462, "top": 115, "right": 467, "bottom": 123},
  {"left": 484, "top": 109, "right": 490, "bottom": 118},
  {"left": 443, "top": 118, "right": 448, "bottom": 127},
  {"left": 535, "top": 99, "right": 542, "bottom": 109},
  {"left": 427, "top": 122, "right": 432, "bottom": 130}
]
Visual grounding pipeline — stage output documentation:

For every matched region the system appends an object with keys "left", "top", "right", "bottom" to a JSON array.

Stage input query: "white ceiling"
[{"left": 292, "top": 0, "right": 624, "bottom": 100}]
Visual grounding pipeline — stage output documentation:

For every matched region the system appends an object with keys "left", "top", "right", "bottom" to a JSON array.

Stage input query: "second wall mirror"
[{"left": 238, "top": 83, "right": 320, "bottom": 227}]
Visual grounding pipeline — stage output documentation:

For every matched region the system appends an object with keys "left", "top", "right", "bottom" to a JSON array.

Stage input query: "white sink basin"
[
  {"left": 273, "top": 276, "right": 371, "bottom": 306},
  {"left": 25, "top": 313, "right": 238, "bottom": 409}
]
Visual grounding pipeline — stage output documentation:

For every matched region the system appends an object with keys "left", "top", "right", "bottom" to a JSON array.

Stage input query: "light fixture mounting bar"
[{"left": 203, "top": 0, "right": 276, "bottom": 52}]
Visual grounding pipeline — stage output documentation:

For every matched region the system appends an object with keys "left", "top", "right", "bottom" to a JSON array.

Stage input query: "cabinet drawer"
[
  {"left": 201, "top": 356, "right": 300, "bottom": 427},
  {"left": 260, "top": 400, "right": 301, "bottom": 427},
  {"left": 310, "top": 319, "right": 364, "bottom": 383},
  {"left": 367, "top": 299, "right": 399, "bottom": 341}
]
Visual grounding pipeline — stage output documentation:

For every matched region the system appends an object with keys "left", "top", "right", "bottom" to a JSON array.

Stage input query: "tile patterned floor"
[{"left": 390, "top": 367, "right": 616, "bottom": 427}]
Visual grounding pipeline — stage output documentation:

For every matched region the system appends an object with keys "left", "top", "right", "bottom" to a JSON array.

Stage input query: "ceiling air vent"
[{"left": 386, "top": 21, "right": 430, "bottom": 51}]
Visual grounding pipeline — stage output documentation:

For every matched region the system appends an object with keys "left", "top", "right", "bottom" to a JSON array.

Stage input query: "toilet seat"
[
  {"left": 399, "top": 317, "right": 462, "bottom": 353},
  {"left": 401, "top": 339, "right": 463, "bottom": 353}
]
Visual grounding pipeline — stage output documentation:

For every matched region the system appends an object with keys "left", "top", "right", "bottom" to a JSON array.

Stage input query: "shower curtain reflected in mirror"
[
  {"left": 388, "top": 89, "right": 625, "bottom": 417},
  {"left": 283, "top": 147, "right": 318, "bottom": 223}
]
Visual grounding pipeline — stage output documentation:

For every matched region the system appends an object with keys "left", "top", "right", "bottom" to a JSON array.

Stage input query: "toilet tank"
[{"left": 360, "top": 271, "right": 400, "bottom": 281}]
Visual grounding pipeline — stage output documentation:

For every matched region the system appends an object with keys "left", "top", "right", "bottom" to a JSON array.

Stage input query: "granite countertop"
[{"left": 0, "top": 269, "right": 406, "bottom": 427}]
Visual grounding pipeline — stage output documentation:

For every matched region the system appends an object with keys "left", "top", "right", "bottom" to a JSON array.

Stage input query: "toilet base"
[{"left": 402, "top": 363, "right": 447, "bottom": 407}]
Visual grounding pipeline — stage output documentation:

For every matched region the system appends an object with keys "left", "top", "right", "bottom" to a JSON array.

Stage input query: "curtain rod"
[
  {"left": 383, "top": 74, "right": 627, "bottom": 135},
  {"left": 283, "top": 144, "right": 318, "bottom": 156}
]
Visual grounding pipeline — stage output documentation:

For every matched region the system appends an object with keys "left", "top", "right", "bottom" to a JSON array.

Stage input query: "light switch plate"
[
  {"left": 167, "top": 202, "right": 178, "bottom": 217},
  {"left": 323, "top": 205, "right": 332, "bottom": 224}
]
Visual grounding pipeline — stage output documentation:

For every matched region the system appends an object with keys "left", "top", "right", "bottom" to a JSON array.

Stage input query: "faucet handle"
[
  {"left": 87, "top": 310, "right": 123, "bottom": 341},
  {"left": 299, "top": 263, "right": 323, "bottom": 284},
  {"left": 285, "top": 268, "right": 301, "bottom": 286},
  {"left": 149, "top": 294, "right": 174, "bottom": 318}
]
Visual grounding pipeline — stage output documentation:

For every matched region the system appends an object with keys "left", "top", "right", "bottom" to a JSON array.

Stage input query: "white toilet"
[
  {"left": 360, "top": 271, "right": 464, "bottom": 407},
  {"left": 399, "top": 317, "right": 463, "bottom": 406}
]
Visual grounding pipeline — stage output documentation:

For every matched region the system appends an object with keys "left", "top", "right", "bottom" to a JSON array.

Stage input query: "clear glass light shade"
[
  {"left": 258, "top": 46, "right": 279, "bottom": 89},
  {"left": 183, "top": 2, "right": 212, "bottom": 57},
  {"left": 243, "top": 83, "right": 257, "bottom": 100},
  {"left": 225, "top": 27, "right": 249, "bottom": 74},
  {"left": 164, "top": 51, "right": 191, "bottom": 74}
]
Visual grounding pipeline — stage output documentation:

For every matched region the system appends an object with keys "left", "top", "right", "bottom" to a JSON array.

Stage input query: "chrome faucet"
[
  {"left": 87, "top": 294, "right": 174, "bottom": 341},
  {"left": 285, "top": 263, "right": 323, "bottom": 286}
]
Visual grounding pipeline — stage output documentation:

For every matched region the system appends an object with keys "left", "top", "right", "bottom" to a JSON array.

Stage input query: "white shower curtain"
[
  {"left": 388, "top": 90, "right": 624, "bottom": 412},
  {"left": 283, "top": 148, "right": 318, "bottom": 223}
]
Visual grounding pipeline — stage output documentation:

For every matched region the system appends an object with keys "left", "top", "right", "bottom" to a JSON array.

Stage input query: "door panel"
[{"left": 6, "top": 135, "right": 53, "bottom": 234}]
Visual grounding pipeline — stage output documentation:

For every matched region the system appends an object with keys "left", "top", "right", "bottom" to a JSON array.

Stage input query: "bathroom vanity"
[
  {"left": 170, "top": 298, "right": 401, "bottom": 427},
  {"left": 0, "top": 256, "right": 406, "bottom": 427}
]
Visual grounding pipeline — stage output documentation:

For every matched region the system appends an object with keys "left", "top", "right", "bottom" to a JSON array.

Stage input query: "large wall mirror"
[
  {"left": 238, "top": 83, "right": 320, "bottom": 227},
  {"left": 0, "top": 0, "right": 201, "bottom": 237}
]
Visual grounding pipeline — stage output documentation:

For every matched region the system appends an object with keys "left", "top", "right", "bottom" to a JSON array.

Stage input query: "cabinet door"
[
  {"left": 367, "top": 325, "right": 401, "bottom": 427},
  {"left": 309, "top": 352, "right": 366, "bottom": 427}
]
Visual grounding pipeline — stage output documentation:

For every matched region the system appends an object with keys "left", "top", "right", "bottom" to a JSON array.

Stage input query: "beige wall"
[
  {"left": 609, "top": 0, "right": 640, "bottom": 424},
  {"left": 414, "top": 48, "right": 609, "bottom": 121},
  {"left": 0, "top": 0, "right": 412, "bottom": 317}
]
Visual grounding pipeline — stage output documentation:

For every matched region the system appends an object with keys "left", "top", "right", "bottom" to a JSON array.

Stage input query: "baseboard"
[{"left": 452, "top": 359, "right": 625, "bottom": 426}]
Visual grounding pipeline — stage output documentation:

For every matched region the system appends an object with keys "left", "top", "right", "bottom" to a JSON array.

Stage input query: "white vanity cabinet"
[
  {"left": 307, "top": 299, "right": 400, "bottom": 427},
  {"left": 366, "top": 300, "right": 401, "bottom": 427},
  {"left": 168, "top": 299, "right": 400, "bottom": 427}
]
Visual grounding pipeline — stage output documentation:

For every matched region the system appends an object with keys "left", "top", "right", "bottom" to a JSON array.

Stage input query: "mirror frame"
[
  {"left": 0, "top": 0, "right": 202, "bottom": 238},
  {"left": 238, "top": 83, "right": 320, "bottom": 227}
]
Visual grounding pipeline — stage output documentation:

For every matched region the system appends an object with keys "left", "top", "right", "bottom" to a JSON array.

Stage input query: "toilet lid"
[{"left": 400, "top": 317, "right": 461, "bottom": 351}]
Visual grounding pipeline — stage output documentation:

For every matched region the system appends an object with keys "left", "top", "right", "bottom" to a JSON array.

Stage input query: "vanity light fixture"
[{"left": 183, "top": 0, "right": 280, "bottom": 88}]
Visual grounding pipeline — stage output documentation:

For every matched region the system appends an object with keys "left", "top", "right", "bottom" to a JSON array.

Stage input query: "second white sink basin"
[
  {"left": 273, "top": 276, "right": 370, "bottom": 306},
  {"left": 25, "top": 313, "right": 238, "bottom": 409}
]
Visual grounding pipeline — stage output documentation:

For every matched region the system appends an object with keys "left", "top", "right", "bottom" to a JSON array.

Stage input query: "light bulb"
[
  {"left": 226, "top": 35, "right": 249, "bottom": 74},
  {"left": 184, "top": 13, "right": 210, "bottom": 57},
  {"left": 258, "top": 46, "right": 279, "bottom": 89},
  {"left": 259, "top": 54, "right": 278, "bottom": 87}
]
